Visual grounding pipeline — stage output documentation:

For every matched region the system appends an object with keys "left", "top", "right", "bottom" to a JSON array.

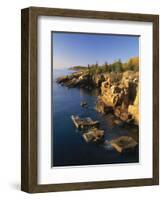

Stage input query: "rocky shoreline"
[{"left": 56, "top": 70, "right": 139, "bottom": 126}]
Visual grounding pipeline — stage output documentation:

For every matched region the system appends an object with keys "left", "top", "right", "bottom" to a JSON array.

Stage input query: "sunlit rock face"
[
  {"left": 96, "top": 71, "right": 139, "bottom": 125},
  {"left": 128, "top": 88, "right": 139, "bottom": 125}
]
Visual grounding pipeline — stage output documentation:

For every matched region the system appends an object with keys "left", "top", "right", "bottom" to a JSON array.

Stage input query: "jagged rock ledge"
[
  {"left": 71, "top": 115, "right": 99, "bottom": 129},
  {"left": 109, "top": 136, "right": 138, "bottom": 153},
  {"left": 83, "top": 128, "right": 104, "bottom": 143},
  {"left": 56, "top": 71, "right": 105, "bottom": 89}
]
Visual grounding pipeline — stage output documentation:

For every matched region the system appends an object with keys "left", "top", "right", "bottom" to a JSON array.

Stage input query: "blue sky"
[{"left": 52, "top": 32, "right": 139, "bottom": 69}]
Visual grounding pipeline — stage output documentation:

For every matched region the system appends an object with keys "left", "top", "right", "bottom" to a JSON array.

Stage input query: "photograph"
[{"left": 52, "top": 32, "right": 139, "bottom": 167}]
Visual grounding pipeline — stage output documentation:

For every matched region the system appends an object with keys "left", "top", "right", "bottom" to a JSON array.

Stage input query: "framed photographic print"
[{"left": 21, "top": 7, "right": 159, "bottom": 193}]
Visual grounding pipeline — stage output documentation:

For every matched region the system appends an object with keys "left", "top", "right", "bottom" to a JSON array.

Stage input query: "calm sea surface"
[{"left": 53, "top": 69, "right": 139, "bottom": 167}]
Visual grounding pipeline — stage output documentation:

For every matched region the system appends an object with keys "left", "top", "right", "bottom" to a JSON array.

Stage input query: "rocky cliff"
[{"left": 96, "top": 71, "right": 139, "bottom": 125}]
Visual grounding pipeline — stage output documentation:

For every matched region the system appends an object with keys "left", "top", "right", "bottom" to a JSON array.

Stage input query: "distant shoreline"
[{"left": 69, "top": 66, "right": 87, "bottom": 71}]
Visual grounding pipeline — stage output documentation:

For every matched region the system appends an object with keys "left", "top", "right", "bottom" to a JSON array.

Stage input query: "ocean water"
[{"left": 52, "top": 69, "right": 139, "bottom": 167}]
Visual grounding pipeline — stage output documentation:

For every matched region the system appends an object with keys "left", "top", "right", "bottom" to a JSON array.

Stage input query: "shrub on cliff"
[
  {"left": 110, "top": 59, "right": 123, "bottom": 72},
  {"left": 123, "top": 57, "right": 139, "bottom": 71}
]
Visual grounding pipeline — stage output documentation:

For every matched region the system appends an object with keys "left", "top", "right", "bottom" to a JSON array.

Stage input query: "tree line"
[{"left": 86, "top": 57, "right": 139, "bottom": 75}]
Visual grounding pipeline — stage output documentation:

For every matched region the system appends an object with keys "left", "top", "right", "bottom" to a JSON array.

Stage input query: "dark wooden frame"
[{"left": 21, "top": 6, "right": 159, "bottom": 193}]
